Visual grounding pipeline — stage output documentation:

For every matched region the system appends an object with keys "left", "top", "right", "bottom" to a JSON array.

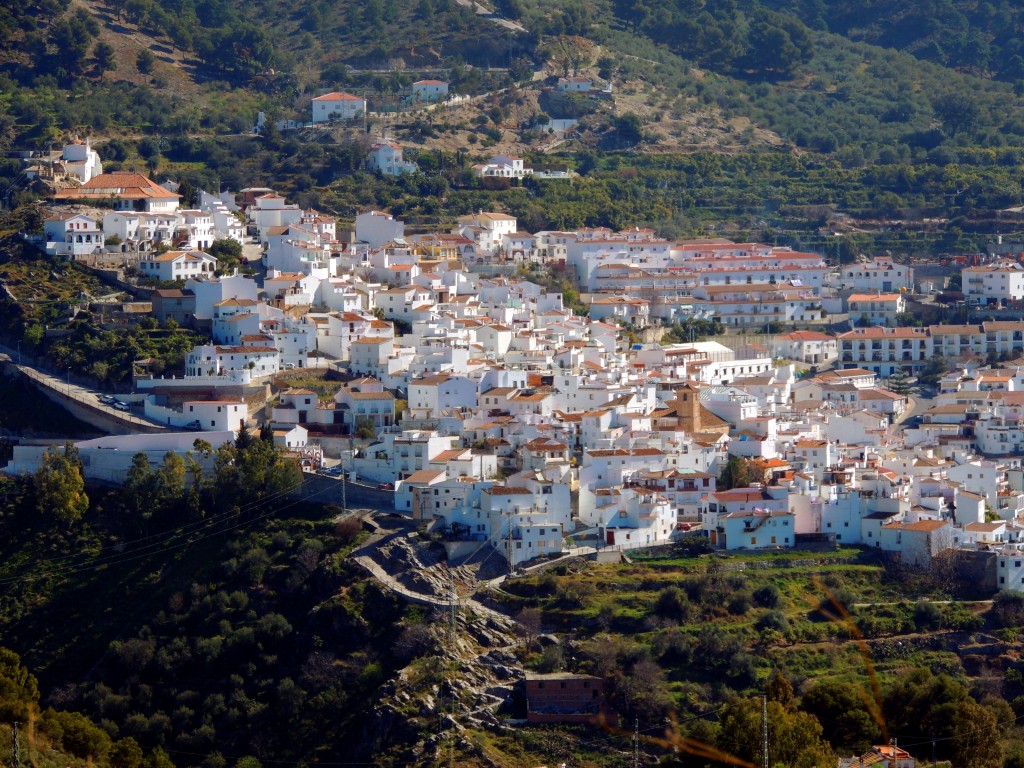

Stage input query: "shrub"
[
  {"left": 913, "top": 600, "right": 943, "bottom": 631},
  {"left": 757, "top": 610, "right": 790, "bottom": 633},
  {"left": 753, "top": 584, "right": 781, "bottom": 609},
  {"left": 728, "top": 594, "right": 752, "bottom": 616},
  {"left": 993, "top": 591, "right": 1024, "bottom": 628},
  {"left": 653, "top": 586, "right": 693, "bottom": 623}
]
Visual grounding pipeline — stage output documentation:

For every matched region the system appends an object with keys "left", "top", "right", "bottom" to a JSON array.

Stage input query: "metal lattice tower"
[
  {"left": 13, "top": 721, "right": 21, "bottom": 768},
  {"left": 762, "top": 695, "right": 769, "bottom": 768}
]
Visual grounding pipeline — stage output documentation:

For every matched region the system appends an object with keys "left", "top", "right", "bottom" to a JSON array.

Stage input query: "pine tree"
[{"left": 887, "top": 365, "right": 911, "bottom": 395}]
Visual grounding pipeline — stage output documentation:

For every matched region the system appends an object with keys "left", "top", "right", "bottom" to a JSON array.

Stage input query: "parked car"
[
  {"left": 183, "top": 420, "right": 203, "bottom": 431},
  {"left": 114, "top": 401, "right": 130, "bottom": 412},
  {"left": 99, "top": 394, "right": 116, "bottom": 405}
]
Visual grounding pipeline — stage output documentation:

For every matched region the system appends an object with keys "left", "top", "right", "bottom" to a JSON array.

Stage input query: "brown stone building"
[{"left": 524, "top": 673, "right": 617, "bottom": 726}]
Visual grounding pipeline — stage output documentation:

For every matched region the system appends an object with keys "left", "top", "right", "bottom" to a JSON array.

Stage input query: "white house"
[
  {"left": 334, "top": 379, "right": 396, "bottom": 432},
  {"left": 185, "top": 344, "right": 280, "bottom": 378},
  {"left": 715, "top": 509, "right": 797, "bottom": 550},
  {"left": 848, "top": 293, "right": 906, "bottom": 327},
  {"left": 53, "top": 172, "right": 181, "bottom": 213},
  {"left": 878, "top": 519, "right": 954, "bottom": 568},
  {"left": 473, "top": 155, "right": 532, "bottom": 179},
  {"left": 44, "top": 213, "right": 103, "bottom": 258},
  {"left": 839, "top": 257, "right": 914, "bottom": 294},
  {"left": 311, "top": 92, "right": 366, "bottom": 123},
  {"left": 174, "top": 210, "right": 216, "bottom": 250},
  {"left": 273, "top": 425, "right": 308, "bottom": 451},
  {"left": 771, "top": 330, "right": 838, "bottom": 365},
  {"left": 408, "top": 373, "right": 478, "bottom": 418},
  {"left": 181, "top": 399, "right": 249, "bottom": 431},
  {"left": 59, "top": 138, "right": 103, "bottom": 182},
  {"left": 555, "top": 76, "right": 593, "bottom": 92},
  {"left": 455, "top": 212, "right": 518, "bottom": 250},
  {"left": 412, "top": 79, "right": 449, "bottom": 101},
  {"left": 138, "top": 250, "right": 218, "bottom": 283},
  {"left": 367, "top": 141, "right": 418, "bottom": 176},
  {"left": 356, "top": 210, "right": 404, "bottom": 247}
]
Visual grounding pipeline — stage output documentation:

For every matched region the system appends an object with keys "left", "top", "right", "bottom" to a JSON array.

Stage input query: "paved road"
[
  {"left": 0, "top": 344, "right": 163, "bottom": 431},
  {"left": 452, "top": 0, "right": 527, "bottom": 32}
]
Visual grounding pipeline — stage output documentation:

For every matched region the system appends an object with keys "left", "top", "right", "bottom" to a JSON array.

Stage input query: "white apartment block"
[
  {"left": 838, "top": 257, "right": 914, "bottom": 293},
  {"left": 839, "top": 322, "right": 1024, "bottom": 377},
  {"left": 963, "top": 262, "right": 1024, "bottom": 304}
]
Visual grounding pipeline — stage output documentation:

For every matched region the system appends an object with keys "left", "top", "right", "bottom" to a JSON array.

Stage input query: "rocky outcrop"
[{"left": 351, "top": 527, "right": 526, "bottom": 763}]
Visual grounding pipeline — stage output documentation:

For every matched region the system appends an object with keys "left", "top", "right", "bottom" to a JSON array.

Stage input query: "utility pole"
[
  {"left": 506, "top": 511, "right": 514, "bottom": 573},
  {"left": 341, "top": 438, "right": 348, "bottom": 516},
  {"left": 632, "top": 718, "right": 640, "bottom": 768},
  {"left": 448, "top": 570, "right": 458, "bottom": 768},
  {"left": 762, "top": 695, "right": 769, "bottom": 768},
  {"left": 13, "top": 721, "right": 21, "bottom": 768}
]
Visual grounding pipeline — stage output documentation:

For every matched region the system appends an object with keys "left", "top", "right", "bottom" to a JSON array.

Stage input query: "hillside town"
[{"left": 10, "top": 139, "right": 1024, "bottom": 594}]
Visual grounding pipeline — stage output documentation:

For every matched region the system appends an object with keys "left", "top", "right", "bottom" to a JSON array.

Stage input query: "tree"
[
  {"left": 207, "top": 239, "right": 243, "bottom": 277},
  {"left": 765, "top": 669, "right": 794, "bottom": 709},
  {"left": 753, "top": 584, "right": 780, "bottom": 608},
  {"left": 23, "top": 323, "right": 44, "bottom": 349},
  {"left": 0, "top": 647, "right": 40, "bottom": 722},
  {"left": 719, "top": 698, "right": 833, "bottom": 768},
  {"left": 35, "top": 443, "right": 89, "bottom": 526},
  {"left": 653, "top": 586, "right": 693, "bottom": 623},
  {"left": 43, "top": 709, "right": 112, "bottom": 761},
  {"left": 137, "top": 49, "right": 155, "bottom": 74},
  {"left": 993, "top": 590, "right": 1024, "bottom": 627},
  {"left": 123, "top": 452, "right": 154, "bottom": 516},
  {"left": 950, "top": 700, "right": 1001, "bottom": 768},
  {"left": 110, "top": 737, "right": 145, "bottom": 768},
  {"left": 933, "top": 92, "right": 981, "bottom": 135},
  {"left": 887, "top": 366, "right": 912, "bottom": 396},
  {"left": 614, "top": 113, "right": 643, "bottom": 146},
  {"left": 718, "top": 455, "right": 757, "bottom": 490},
  {"left": 799, "top": 679, "right": 882, "bottom": 752},
  {"left": 155, "top": 451, "right": 186, "bottom": 509},
  {"left": 919, "top": 354, "right": 949, "bottom": 389},
  {"left": 516, "top": 607, "right": 542, "bottom": 650},
  {"left": 94, "top": 41, "right": 117, "bottom": 73}
]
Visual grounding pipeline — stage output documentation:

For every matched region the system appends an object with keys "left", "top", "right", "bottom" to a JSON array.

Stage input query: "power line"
[
  {"left": 0, "top": 474, "right": 343, "bottom": 586},
  {"left": 0, "top": 442, "right": 339, "bottom": 577}
]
